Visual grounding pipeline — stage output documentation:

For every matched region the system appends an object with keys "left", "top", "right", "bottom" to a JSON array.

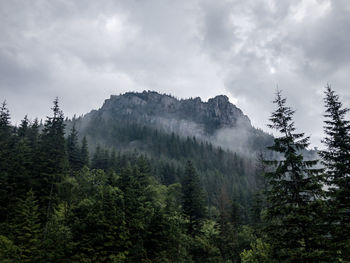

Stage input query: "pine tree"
[
  {"left": 91, "top": 145, "right": 102, "bottom": 170},
  {"left": 12, "top": 190, "right": 42, "bottom": 262},
  {"left": 319, "top": 85, "right": 350, "bottom": 259},
  {"left": 27, "top": 118, "right": 40, "bottom": 149},
  {"left": 17, "top": 115, "right": 29, "bottom": 138},
  {"left": 0, "top": 101, "right": 13, "bottom": 225},
  {"left": 80, "top": 136, "right": 89, "bottom": 167},
  {"left": 182, "top": 160, "right": 206, "bottom": 236},
  {"left": 37, "top": 98, "right": 68, "bottom": 221},
  {"left": 67, "top": 124, "right": 81, "bottom": 171},
  {"left": 263, "top": 91, "right": 326, "bottom": 262}
]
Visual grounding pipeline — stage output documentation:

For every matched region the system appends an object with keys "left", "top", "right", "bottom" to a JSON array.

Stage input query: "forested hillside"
[
  {"left": 1, "top": 86, "right": 349, "bottom": 262},
  {"left": 69, "top": 91, "right": 273, "bottom": 155},
  {"left": 0, "top": 97, "right": 265, "bottom": 262}
]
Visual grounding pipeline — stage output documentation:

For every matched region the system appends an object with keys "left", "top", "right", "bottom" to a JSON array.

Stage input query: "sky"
[{"left": 1, "top": 0, "right": 350, "bottom": 148}]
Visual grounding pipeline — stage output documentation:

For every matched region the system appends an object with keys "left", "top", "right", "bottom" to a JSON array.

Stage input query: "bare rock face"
[{"left": 97, "top": 91, "right": 251, "bottom": 135}]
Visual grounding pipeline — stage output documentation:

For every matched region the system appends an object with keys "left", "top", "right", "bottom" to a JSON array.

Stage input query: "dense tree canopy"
[{"left": 0, "top": 88, "right": 349, "bottom": 262}]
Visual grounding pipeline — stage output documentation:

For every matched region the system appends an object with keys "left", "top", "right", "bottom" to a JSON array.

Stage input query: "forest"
[{"left": 0, "top": 85, "right": 349, "bottom": 262}]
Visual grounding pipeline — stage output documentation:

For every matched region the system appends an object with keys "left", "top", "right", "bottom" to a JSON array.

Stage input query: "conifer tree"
[
  {"left": 17, "top": 115, "right": 29, "bottom": 138},
  {"left": 80, "top": 136, "right": 89, "bottom": 167},
  {"left": 263, "top": 91, "right": 326, "bottom": 261},
  {"left": 319, "top": 85, "right": 350, "bottom": 259},
  {"left": 27, "top": 118, "right": 40, "bottom": 149},
  {"left": 37, "top": 98, "right": 68, "bottom": 220},
  {"left": 0, "top": 101, "right": 12, "bottom": 225},
  {"left": 91, "top": 145, "right": 102, "bottom": 170},
  {"left": 67, "top": 124, "right": 81, "bottom": 171},
  {"left": 182, "top": 160, "right": 206, "bottom": 236},
  {"left": 12, "top": 190, "right": 41, "bottom": 262}
]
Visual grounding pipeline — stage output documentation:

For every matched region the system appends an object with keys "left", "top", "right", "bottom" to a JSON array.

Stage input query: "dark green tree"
[
  {"left": 263, "top": 91, "right": 326, "bottom": 262},
  {"left": 0, "top": 101, "right": 13, "bottom": 226},
  {"left": 67, "top": 124, "right": 81, "bottom": 171},
  {"left": 37, "top": 98, "right": 68, "bottom": 221},
  {"left": 91, "top": 145, "right": 103, "bottom": 170},
  {"left": 80, "top": 136, "right": 89, "bottom": 167},
  {"left": 319, "top": 85, "right": 350, "bottom": 259},
  {"left": 17, "top": 115, "right": 29, "bottom": 138},
  {"left": 182, "top": 160, "right": 206, "bottom": 236}
]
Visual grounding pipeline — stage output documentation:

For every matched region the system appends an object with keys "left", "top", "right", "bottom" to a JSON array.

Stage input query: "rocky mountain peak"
[{"left": 98, "top": 90, "right": 251, "bottom": 134}]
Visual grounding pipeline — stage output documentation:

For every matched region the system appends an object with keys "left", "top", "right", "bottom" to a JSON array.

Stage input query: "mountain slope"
[
  {"left": 72, "top": 90, "right": 273, "bottom": 155},
  {"left": 65, "top": 91, "right": 274, "bottom": 221}
]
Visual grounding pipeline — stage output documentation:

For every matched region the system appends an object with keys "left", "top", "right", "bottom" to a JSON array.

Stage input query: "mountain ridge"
[
  {"left": 95, "top": 91, "right": 251, "bottom": 133},
  {"left": 71, "top": 90, "right": 273, "bottom": 155}
]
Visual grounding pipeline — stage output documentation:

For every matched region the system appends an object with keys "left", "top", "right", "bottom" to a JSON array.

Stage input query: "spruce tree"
[
  {"left": 37, "top": 98, "right": 68, "bottom": 221},
  {"left": 12, "top": 190, "right": 42, "bottom": 262},
  {"left": 17, "top": 115, "right": 29, "bottom": 138},
  {"left": 80, "top": 136, "right": 89, "bottom": 167},
  {"left": 67, "top": 124, "right": 81, "bottom": 171},
  {"left": 91, "top": 145, "right": 102, "bottom": 169},
  {"left": 0, "top": 101, "right": 13, "bottom": 226},
  {"left": 319, "top": 85, "right": 350, "bottom": 259},
  {"left": 182, "top": 160, "right": 206, "bottom": 236},
  {"left": 263, "top": 91, "right": 326, "bottom": 262}
]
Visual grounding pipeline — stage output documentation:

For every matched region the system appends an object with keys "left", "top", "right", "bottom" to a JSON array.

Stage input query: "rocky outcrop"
[{"left": 97, "top": 91, "right": 251, "bottom": 134}]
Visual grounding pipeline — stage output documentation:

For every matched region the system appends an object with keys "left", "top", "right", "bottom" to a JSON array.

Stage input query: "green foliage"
[
  {"left": 36, "top": 98, "right": 68, "bottom": 220},
  {"left": 67, "top": 124, "right": 82, "bottom": 171},
  {"left": 3, "top": 91, "right": 350, "bottom": 262},
  {"left": 40, "top": 204, "right": 73, "bottom": 262},
  {"left": 72, "top": 114, "right": 262, "bottom": 215},
  {"left": 182, "top": 161, "right": 206, "bottom": 236},
  {"left": 320, "top": 85, "right": 350, "bottom": 260},
  {"left": 190, "top": 220, "right": 223, "bottom": 262},
  {"left": 0, "top": 235, "right": 20, "bottom": 263},
  {"left": 240, "top": 239, "right": 276, "bottom": 263},
  {"left": 80, "top": 136, "right": 89, "bottom": 167},
  {"left": 263, "top": 91, "right": 326, "bottom": 261},
  {"left": 12, "top": 190, "right": 41, "bottom": 262}
]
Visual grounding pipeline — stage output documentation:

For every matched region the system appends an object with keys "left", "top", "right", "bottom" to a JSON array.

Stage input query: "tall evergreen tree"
[
  {"left": 37, "top": 98, "right": 68, "bottom": 221},
  {"left": 263, "top": 91, "right": 326, "bottom": 262},
  {"left": 80, "top": 136, "right": 89, "bottom": 167},
  {"left": 12, "top": 190, "right": 42, "bottom": 262},
  {"left": 91, "top": 145, "right": 102, "bottom": 170},
  {"left": 319, "top": 85, "right": 350, "bottom": 259},
  {"left": 67, "top": 124, "right": 81, "bottom": 171},
  {"left": 0, "top": 101, "right": 14, "bottom": 226},
  {"left": 17, "top": 115, "right": 29, "bottom": 138},
  {"left": 182, "top": 160, "right": 206, "bottom": 236}
]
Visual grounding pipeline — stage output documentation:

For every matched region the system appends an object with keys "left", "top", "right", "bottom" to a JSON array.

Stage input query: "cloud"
[
  {"left": 0, "top": 0, "right": 349, "bottom": 147},
  {"left": 197, "top": 0, "right": 350, "bottom": 147}
]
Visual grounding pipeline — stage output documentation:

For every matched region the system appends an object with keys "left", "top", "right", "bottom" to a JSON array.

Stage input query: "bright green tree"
[{"left": 12, "top": 190, "right": 42, "bottom": 262}]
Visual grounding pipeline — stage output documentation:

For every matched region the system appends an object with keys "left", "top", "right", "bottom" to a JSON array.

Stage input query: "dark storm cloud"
[{"left": 0, "top": 0, "right": 349, "bottom": 147}]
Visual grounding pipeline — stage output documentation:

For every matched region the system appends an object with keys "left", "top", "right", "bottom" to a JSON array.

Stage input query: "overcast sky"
[{"left": 1, "top": 0, "right": 350, "bottom": 147}]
